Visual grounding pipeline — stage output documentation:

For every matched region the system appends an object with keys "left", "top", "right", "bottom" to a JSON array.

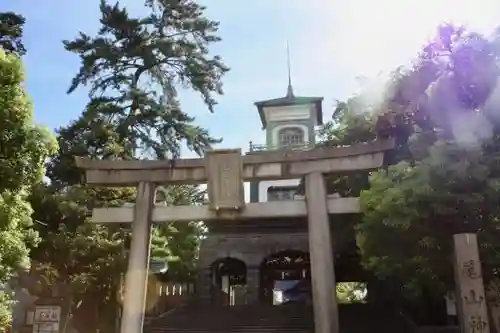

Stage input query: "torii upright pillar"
[
  {"left": 121, "top": 182, "right": 155, "bottom": 333},
  {"left": 305, "top": 172, "right": 339, "bottom": 333}
]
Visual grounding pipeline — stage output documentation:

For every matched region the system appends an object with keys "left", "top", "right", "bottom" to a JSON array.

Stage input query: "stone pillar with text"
[{"left": 453, "top": 233, "right": 490, "bottom": 333}]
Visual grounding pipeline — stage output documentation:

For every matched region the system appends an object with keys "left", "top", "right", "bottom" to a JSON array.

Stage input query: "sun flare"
[{"left": 317, "top": 0, "right": 500, "bottom": 78}]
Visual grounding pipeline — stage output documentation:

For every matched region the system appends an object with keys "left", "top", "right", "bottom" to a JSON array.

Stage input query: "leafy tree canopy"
[
  {"left": 323, "top": 24, "right": 500, "bottom": 300},
  {"left": 0, "top": 49, "right": 57, "bottom": 329}
]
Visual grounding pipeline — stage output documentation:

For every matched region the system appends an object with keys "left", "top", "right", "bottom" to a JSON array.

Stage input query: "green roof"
[{"left": 254, "top": 94, "right": 324, "bottom": 129}]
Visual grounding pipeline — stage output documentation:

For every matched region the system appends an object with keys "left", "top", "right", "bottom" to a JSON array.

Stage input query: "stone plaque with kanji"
[{"left": 204, "top": 149, "right": 245, "bottom": 211}]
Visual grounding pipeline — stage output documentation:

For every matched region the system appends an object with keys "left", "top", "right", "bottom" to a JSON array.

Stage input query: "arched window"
[{"left": 278, "top": 127, "right": 304, "bottom": 147}]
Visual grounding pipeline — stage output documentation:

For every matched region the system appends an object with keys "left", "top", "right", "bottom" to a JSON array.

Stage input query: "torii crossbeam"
[{"left": 75, "top": 138, "right": 395, "bottom": 333}]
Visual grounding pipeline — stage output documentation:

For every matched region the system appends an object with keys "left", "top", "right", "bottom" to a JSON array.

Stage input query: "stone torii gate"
[{"left": 75, "top": 139, "right": 395, "bottom": 333}]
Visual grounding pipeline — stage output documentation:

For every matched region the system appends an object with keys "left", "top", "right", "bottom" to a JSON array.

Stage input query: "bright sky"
[{"left": 3, "top": 0, "right": 500, "bottom": 158}]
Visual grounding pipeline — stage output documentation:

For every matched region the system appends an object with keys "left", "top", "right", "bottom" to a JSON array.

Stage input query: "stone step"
[
  {"left": 145, "top": 303, "right": 415, "bottom": 333},
  {"left": 150, "top": 330, "right": 309, "bottom": 333}
]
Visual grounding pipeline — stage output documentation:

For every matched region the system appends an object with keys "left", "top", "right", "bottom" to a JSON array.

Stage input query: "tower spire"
[{"left": 286, "top": 40, "right": 294, "bottom": 98}]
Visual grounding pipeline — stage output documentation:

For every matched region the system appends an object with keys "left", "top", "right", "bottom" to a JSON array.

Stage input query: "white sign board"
[
  {"left": 32, "top": 305, "right": 61, "bottom": 333},
  {"left": 445, "top": 292, "right": 457, "bottom": 316}
]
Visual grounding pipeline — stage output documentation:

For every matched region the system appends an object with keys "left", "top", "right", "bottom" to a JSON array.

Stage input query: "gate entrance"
[
  {"left": 259, "top": 250, "right": 310, "bottom": 305},
  {"left": 210, "top": 257, "right": 247, "bottom": 306},
  {"left": 76, "top": 137, "right": 492, "bottom": 333}
]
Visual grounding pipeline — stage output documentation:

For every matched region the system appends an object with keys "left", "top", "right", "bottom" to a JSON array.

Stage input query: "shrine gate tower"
[{"left": 196, "top": 81, "right": 366, "bottom": 307}]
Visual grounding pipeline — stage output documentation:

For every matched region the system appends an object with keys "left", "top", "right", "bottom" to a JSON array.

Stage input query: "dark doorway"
[
  {"left": 210, "top": 257, "right": 247, "bottom": 306},
  {"left": 259, "top": 250, "right": 311, "bottom": 305}
]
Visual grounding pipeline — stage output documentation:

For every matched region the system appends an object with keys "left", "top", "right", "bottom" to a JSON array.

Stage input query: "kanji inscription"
[
  {"left": 205, "top": 149, "right": 245, "bottom": 211},
  {"left": 453, "top": 233, "right": 490, "bottom": 333},
  {"left": 470, "top": 314, "right": 488, "bottom": 333},
  {"left": 463, "top": 260, "right": 482, "bottom": 279}
]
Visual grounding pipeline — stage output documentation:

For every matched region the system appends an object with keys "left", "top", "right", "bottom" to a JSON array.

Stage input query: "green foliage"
[
  {"left": 0, "top": 52, "right": 57, "bottom": 193},
  {"left": 0, "top": 50, "right": 57, "bottom": 329},
  {"left": 33, "top": 223, "right": 126, "bottom": 298},
  {"left": 31, "top": 220, "right": 127, "bottom": 333},
  {"left": 351, "top": 24, "right": 500, "bottom": 299},
  {"left": 336, "top": 282, "right": 367, "bottom": 304},
  {"left": 30, "top": 175, "right": 206, "bottom": 330},
  {"left": 0, "top": 292, "right": 14, "bottom": 329},
  {"left": 317, "top": 97, "right": 377, "bottom": 197},
  {"left": 52, "top": 0, "right": 228, "bottom": 182},
  {"left": 359, "top": 140, "right": 500, "bottom": 296},
  {"left": 313, "top": 24, "right": 500, "bottom": 311},
  {"left": 48, "top": 0, "right": 228, "bottom": 187},
  {"left": 155, "top": 185, "right": 206, "bottom": 279},
  {"left": 0, "top": 12, "right": 26, "bottom": 56},
  {"left": 319, "top": 98, "right": 377, "bottom": 146}
]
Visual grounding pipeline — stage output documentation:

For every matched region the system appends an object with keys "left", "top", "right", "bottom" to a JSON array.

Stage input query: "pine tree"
[
  {"left": 50, "top": 0, "right": 229, "bottom": 188},
  {"left": 31, "top": 2, "right": 226, "bottom": 331}
]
